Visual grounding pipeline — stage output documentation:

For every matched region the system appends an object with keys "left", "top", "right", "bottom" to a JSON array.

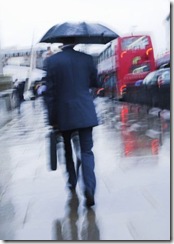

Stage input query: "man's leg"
[
  {"left": 71, "top": 131, "right": 81, "bottom": 179},
  {"left": 78, "top": 127, "right": 96, "bottom": 207},
  {"left": 62, "top": 130, "right": 77, "bottom": 191}
]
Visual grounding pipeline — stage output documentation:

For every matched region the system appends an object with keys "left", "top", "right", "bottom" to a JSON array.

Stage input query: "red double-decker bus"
[{"left": 97, "top": 35, "right": 156, "bottom": 99}]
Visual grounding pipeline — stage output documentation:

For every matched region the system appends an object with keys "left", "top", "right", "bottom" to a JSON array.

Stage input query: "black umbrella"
[{"left": 39, "top": 22, "right": 119, "bottom": 44}]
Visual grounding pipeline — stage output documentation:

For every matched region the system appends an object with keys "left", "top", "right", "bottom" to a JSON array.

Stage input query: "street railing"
[{"left": 123, "top": 85, "right": 170, "bottom": 110}]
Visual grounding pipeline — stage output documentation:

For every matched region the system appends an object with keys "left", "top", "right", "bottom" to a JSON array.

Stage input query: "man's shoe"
[
  {"left": 85, "top": 192, "right": 95, "bottom": 208},
  {"left": 86, "top": 198, "right": 95, "bottom": 208}
]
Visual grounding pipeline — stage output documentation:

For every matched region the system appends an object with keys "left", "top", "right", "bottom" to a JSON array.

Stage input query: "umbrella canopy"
[{"left": 39, "top": 22, "right": 119, "bottom": 44}]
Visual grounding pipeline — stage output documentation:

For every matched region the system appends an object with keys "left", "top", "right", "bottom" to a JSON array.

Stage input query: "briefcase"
[{"left": 49, "top": 129, "right": 58, "bottom": 170}]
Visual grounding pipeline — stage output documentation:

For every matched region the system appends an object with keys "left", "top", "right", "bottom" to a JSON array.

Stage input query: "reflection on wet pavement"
[
  {"left": 53, "top": 192, "right": 100, "bottom": 240},
  {"left": 98, "top": 100, "right": 170, "bottom": 158},
  {"left": 0, "top": 97, "right": 170, "bottom": 240},
  {"left": 53, "top": 193, "right": 79, "bottom": 240}
]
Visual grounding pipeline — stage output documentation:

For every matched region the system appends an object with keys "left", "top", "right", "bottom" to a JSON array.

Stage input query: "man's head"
[{"left": 60, "top": 37, "right": 76, "bottom": 50}]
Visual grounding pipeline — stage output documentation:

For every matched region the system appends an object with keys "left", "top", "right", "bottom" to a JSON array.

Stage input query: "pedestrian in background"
[
  {"left": 14, "top": 78, "right": 26, "bottom": 114},
  {"left": 44, "top": 43, "right": 99, "bottom": 207}
]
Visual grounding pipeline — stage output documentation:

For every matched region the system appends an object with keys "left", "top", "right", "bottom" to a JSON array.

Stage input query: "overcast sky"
[{"left": 0, "top": 0, "right": 170, "bottom": 56}]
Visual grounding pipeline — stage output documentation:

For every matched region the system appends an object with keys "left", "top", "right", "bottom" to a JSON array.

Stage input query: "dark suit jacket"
[{"left": 45, "top": 47, "right": 99, "bottom": 131}]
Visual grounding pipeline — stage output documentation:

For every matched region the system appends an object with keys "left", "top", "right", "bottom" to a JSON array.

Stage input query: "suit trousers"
[{"left": 61, "top": 127, "right": 96, "bottom": 197}]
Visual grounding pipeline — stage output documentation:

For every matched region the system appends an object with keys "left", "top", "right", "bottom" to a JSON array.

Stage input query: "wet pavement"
[{"left": 0, "top": 97, "right": 170, "bottom": 240}]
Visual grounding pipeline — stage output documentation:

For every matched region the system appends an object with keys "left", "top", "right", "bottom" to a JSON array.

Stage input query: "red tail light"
[{"left": 120, "top": 85, "right": 127, "bottom": 95}]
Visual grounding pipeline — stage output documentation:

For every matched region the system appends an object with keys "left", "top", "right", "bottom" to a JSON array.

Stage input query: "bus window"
[
  {"left": 121, "top": 36, "right": 149, "bottom": 50},
  {"left": 131, "top": 64, "right": 150, "bottom": 74}
]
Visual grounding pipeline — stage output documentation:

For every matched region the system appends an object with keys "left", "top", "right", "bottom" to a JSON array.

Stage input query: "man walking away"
[{"left": 44, "top": 43, "right": 99, "bottom": 207}]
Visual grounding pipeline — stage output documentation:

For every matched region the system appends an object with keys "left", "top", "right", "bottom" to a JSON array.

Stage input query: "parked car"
[
  {"left": 142, "top": 68, "right": 170, "bottom": 107},
  {"left": 142, "top": 68, "right": 170, "bottom": 86}
]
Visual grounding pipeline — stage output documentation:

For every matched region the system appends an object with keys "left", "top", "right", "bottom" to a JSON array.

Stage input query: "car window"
[
  {"left": 151, "top": 72, "right": 162, "bottom": 84},
  {"left": 162, "top": 71, "right": 170, "bottom": 84},
  {"left": 163, "top": 71, "right": 170, "bottom": 80},
  {"left": 143, "top": 71, "right": 155, "bottom": 84}
]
